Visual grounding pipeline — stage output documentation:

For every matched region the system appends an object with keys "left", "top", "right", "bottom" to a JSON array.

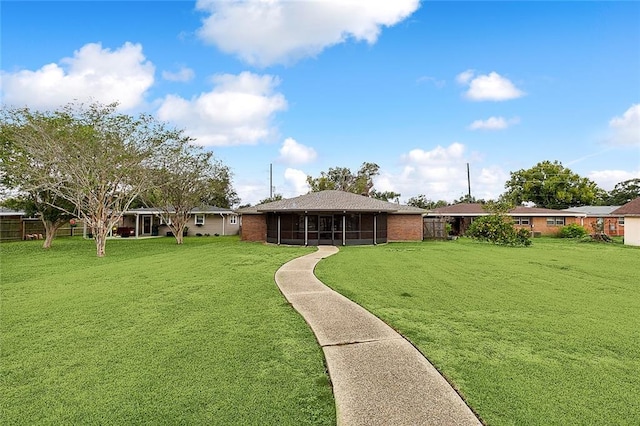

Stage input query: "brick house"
[
  {"left": 236, "top": 190, "right": 425, "bottom": 245},
  {"left": 426, "top": 203, "right": 586, "bottom": 236},
  {"left": 563, "top": 206, "right": 624, "bottom": 236},
  {"left": 611, "top": 197, "right": 640, "bottom": 246}
]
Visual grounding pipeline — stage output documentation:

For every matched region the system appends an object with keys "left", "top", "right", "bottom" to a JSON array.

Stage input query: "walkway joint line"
[{"left": 275, "top": 245, "right": 481, "bottom": 426}]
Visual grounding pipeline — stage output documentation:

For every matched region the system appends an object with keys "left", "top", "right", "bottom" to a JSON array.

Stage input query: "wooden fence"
[{"left": 423, "top": 217, "right": 447, "bottom": 239}]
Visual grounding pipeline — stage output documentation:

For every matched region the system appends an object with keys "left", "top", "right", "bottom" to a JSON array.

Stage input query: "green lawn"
[
  {"left": 1, "top": 236, "right": 335, "bottom": 425},
  {"left": 315, "top": 238, "right": 640, "bottom": 425}
]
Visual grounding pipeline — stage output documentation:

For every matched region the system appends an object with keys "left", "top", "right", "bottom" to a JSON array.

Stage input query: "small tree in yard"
[
  {"left": 2, "top": 193, "right": 75, "bottom": 249},
  {"left": 466, "top": 202, "right": 531, "bottom": 246},
  {"left": 1, "top": 102, "right": 184, "bottom": 257},
  {"left": 143, "top": 140, "right": 236, "bottom": 245}
]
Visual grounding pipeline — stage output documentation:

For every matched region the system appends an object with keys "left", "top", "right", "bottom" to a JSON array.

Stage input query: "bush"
[
  {"left": 466, "top": 214, "right": 531, "bottom": 247},
  {"left": 559, "top": 224, "right": 589, "bottom": 238}
]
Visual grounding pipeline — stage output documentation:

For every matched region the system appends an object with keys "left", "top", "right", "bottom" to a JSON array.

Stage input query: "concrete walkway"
[{"left": 275, "top": 246, "right": 482, "bottom": 426}]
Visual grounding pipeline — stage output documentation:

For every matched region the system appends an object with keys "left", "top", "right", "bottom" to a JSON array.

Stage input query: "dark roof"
[
  {"left": 611, "top": 197, "right": 640, "bottom": 216},
  {"left": 428, "top": 203, "right": 586, "bottom": 217},
  {"left": 126, "top": 205, "right": 234, "bottom": 214},
  {"left": 239, "top": 190, "right": 425, "bottom": 214}
]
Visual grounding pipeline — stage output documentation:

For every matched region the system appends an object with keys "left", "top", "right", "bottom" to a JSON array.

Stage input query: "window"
[
  {"left": 194, "top": 214, "right": 205, "bottom": 226},
  {"left": 229, "top": 215, "right": 238, "bottom": 225},
  {"left": 546, "top": 217, "right": 565, "bottom": 226},
  {"left": 618, "top": 217, "right": 625, "bottom": 226},
  {"left": 514, "top": 217, "right": 530, "bottom": 225},
  {"left": 160, "top": 216, "right": 172, "bottom": 225}
]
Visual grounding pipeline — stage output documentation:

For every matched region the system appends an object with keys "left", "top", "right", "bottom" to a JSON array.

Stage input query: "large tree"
[
  {"left": 143, "top": 141, "right": 236, "bottom": 245},
  {"left": 503, "top": 160, "right": 601, "bottom": 209},
  {"left": 1, "top": 102, "right": 183, "bottom": 257},
  {"left": 406, "top": 195, "right": 448, "bottom": 210},
  {"left": 306, "top": 162, "right": 380, "bottom": 196},
  {"left": 605, "top": 178, "right": 640, "bottom": 205}
]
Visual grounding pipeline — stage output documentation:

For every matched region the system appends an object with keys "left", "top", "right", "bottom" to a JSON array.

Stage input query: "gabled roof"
[
  {"left": 611, "top": 197, "right": 640, "bottom": 217},
  {"left": 126, "top": 205, "right": 235, "bottom": 215},
  {"left": 427, "top": 203, "right": 586, "bottom": 217},
  {"left": 239, "top": 190, "right": 425, "bottom": 214},
  {"left": 564, "top": 205, "right": 622, "bottom": 216}
]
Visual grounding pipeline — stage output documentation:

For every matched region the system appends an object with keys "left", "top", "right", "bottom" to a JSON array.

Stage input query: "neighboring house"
[
  {"left": 563, "top": 206, "right": 624, "bottom": 236},
  {"left": 611, "top": 197, "right": 640, "bottom": 246},
  {"left": 117, "top": 206, "right": 240, "bottom": 238},
  {"left": 236, "top": 190, "right": 425, "bottom": 246},
  {"left": 426, "top": 203, "right": 586, "bottom": 236}
]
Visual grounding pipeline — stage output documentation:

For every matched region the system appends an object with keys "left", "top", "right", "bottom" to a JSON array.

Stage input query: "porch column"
[
  {"left": 373, "top": 214, "right": 377, "bottom": 245},
  {"left": 342, "top": 214, "right": 346, "bottom": 246},
  {"left": 135, "top": 213, "right": 139, "bottom": 238},
  {"left": 277, "top": 215, "right": 281, "bottom": 245},
  {"left": 219, "top": 213, "right": 226, "bottom": 235},
  {"left": 304, "top": 214, "right": 308, "bottom": 246}
]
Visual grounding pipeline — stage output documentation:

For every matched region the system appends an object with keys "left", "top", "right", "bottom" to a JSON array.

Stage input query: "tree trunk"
[
  {"left": 95, "top": 230, "right": 107, "bottom": 257},
  {"left": 41, "top": 218, "right": 65, "bottom": 249}
]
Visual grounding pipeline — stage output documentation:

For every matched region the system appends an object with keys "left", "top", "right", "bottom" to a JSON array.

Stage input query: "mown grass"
[
  {"left": 315, "top": 238, "right": 640, "bottom": 425},
  {"left": 1, "top": 236, "right": 335, "bottom": 425}
]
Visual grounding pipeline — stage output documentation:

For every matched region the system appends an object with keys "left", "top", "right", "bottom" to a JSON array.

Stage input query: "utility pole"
[
  {"left": 467, "top": 163, "right": 471, "bottom": 199},
  {"left": 269, "top": 163, "right": 273, "bottom": 199}
]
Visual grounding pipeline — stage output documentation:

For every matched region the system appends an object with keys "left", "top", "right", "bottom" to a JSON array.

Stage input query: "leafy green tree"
[
  {"left": 306, "top": 162, "right": 380, "bottom": 196},
  {"left": 1, "top": 102, "right": 185, "bottom": 257},
  {"left": 370, "top": 190, "right": 401, "bottom": 203},
  {"left": 504, "top": 160, "right": 601, "bottom": 209},
  {"left": 466, "top": 214, "right": 531, "bottom": 246},
  {"left": 605, "top": 178, "right": 640, "bottom": 205},
  {"left": 406, "top": 195, "right": 448, "bottom": 209}
]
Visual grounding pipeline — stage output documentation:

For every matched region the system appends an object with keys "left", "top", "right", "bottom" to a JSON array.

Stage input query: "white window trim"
[
  {"left": 618, "top": 217, "right": 625, "bottom": 226},
  {"left": 229, "top": 215, "right": 238, "bottom": 225},
  {"left": 194, "top": 214, "right": 205, "bottom": 225}
]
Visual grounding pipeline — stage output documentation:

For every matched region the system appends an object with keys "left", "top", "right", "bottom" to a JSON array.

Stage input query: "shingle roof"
[
  {"left": 240, "top": 190, "right": 425, "bottom": 214},
  {"left": 126, "top": 205, "right": 234, "bottom": 214},
  {"left": 428, "top": 203, "right": 586, "bottom": 217},
  {"left": 564, "top": 206, "right": 622, "bottom": 216},
  {"left": 611, "top": 197, "right": 640, "bottom": 216}
]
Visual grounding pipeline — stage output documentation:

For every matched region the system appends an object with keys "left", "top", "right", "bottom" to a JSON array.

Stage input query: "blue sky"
[{"left": 2, "top": 0, "right": 639, "bottom": 205}]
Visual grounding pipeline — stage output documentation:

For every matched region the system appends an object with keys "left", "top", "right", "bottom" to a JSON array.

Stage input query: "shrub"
[
  {"left": 466, "top": 214, "right": 531, "bottom": 247},
  {"left": 559, "top": 224, "right": 589, "bottom": 238}
]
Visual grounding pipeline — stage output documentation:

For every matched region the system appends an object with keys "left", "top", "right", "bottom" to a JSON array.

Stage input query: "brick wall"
[
  {"left": 388, "top": 214, "right": 423, "bottom": 241},
  {"left": 514, "top": 216, "right": 581, "bottom": 236},
  {"left": 240, "top": 214, "right": 267, "bottom": 241}
]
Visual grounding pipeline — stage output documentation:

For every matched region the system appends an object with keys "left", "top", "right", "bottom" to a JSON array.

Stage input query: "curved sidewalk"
[{"left": 275, "top": 246, "right": 481, "bottom": 426}]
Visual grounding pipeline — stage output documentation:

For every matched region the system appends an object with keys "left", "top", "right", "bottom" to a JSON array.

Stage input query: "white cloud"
[
  {"left": 278, "top": 137, "right": 317, "bottom": 164},
  {"left": 156, "top": 71, "right": 287, "bottom": 146},
  {"left": 162, "top": 66, "right": 195, "bottom": 82},
  {"left": 608, "top": 104, "right": 640, "bottom": 147},
  {"left": 469, "top": 116, "right": 520, "bottom": 130},
  {"left": 458, "top": 70, "right": 525, "bottom": 101},
  {"left": 374, "top": 143, "right": 508, "bottom": 202},
  {"left": 195, "top": 0, "right": 420, "bottom": 66},
  {"left": 283, "top": 168, "right": 310, "bottom": 197},
  {"left": 0, "top": 42, "right": 154, "bottom": 110},
  {"left": 588, "top": 169, "right": 640, "bottom": 191},
  {"left": 456, "top": 69, "right": 474, "bottom": 85}
]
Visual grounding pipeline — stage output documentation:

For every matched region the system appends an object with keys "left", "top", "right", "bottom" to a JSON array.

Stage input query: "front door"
[
  {"left": 319, "top": 215, "right": 333, "bottom": 245},
  {"left": 142, "top": 216, "right": 152, "bottom": 235}
]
